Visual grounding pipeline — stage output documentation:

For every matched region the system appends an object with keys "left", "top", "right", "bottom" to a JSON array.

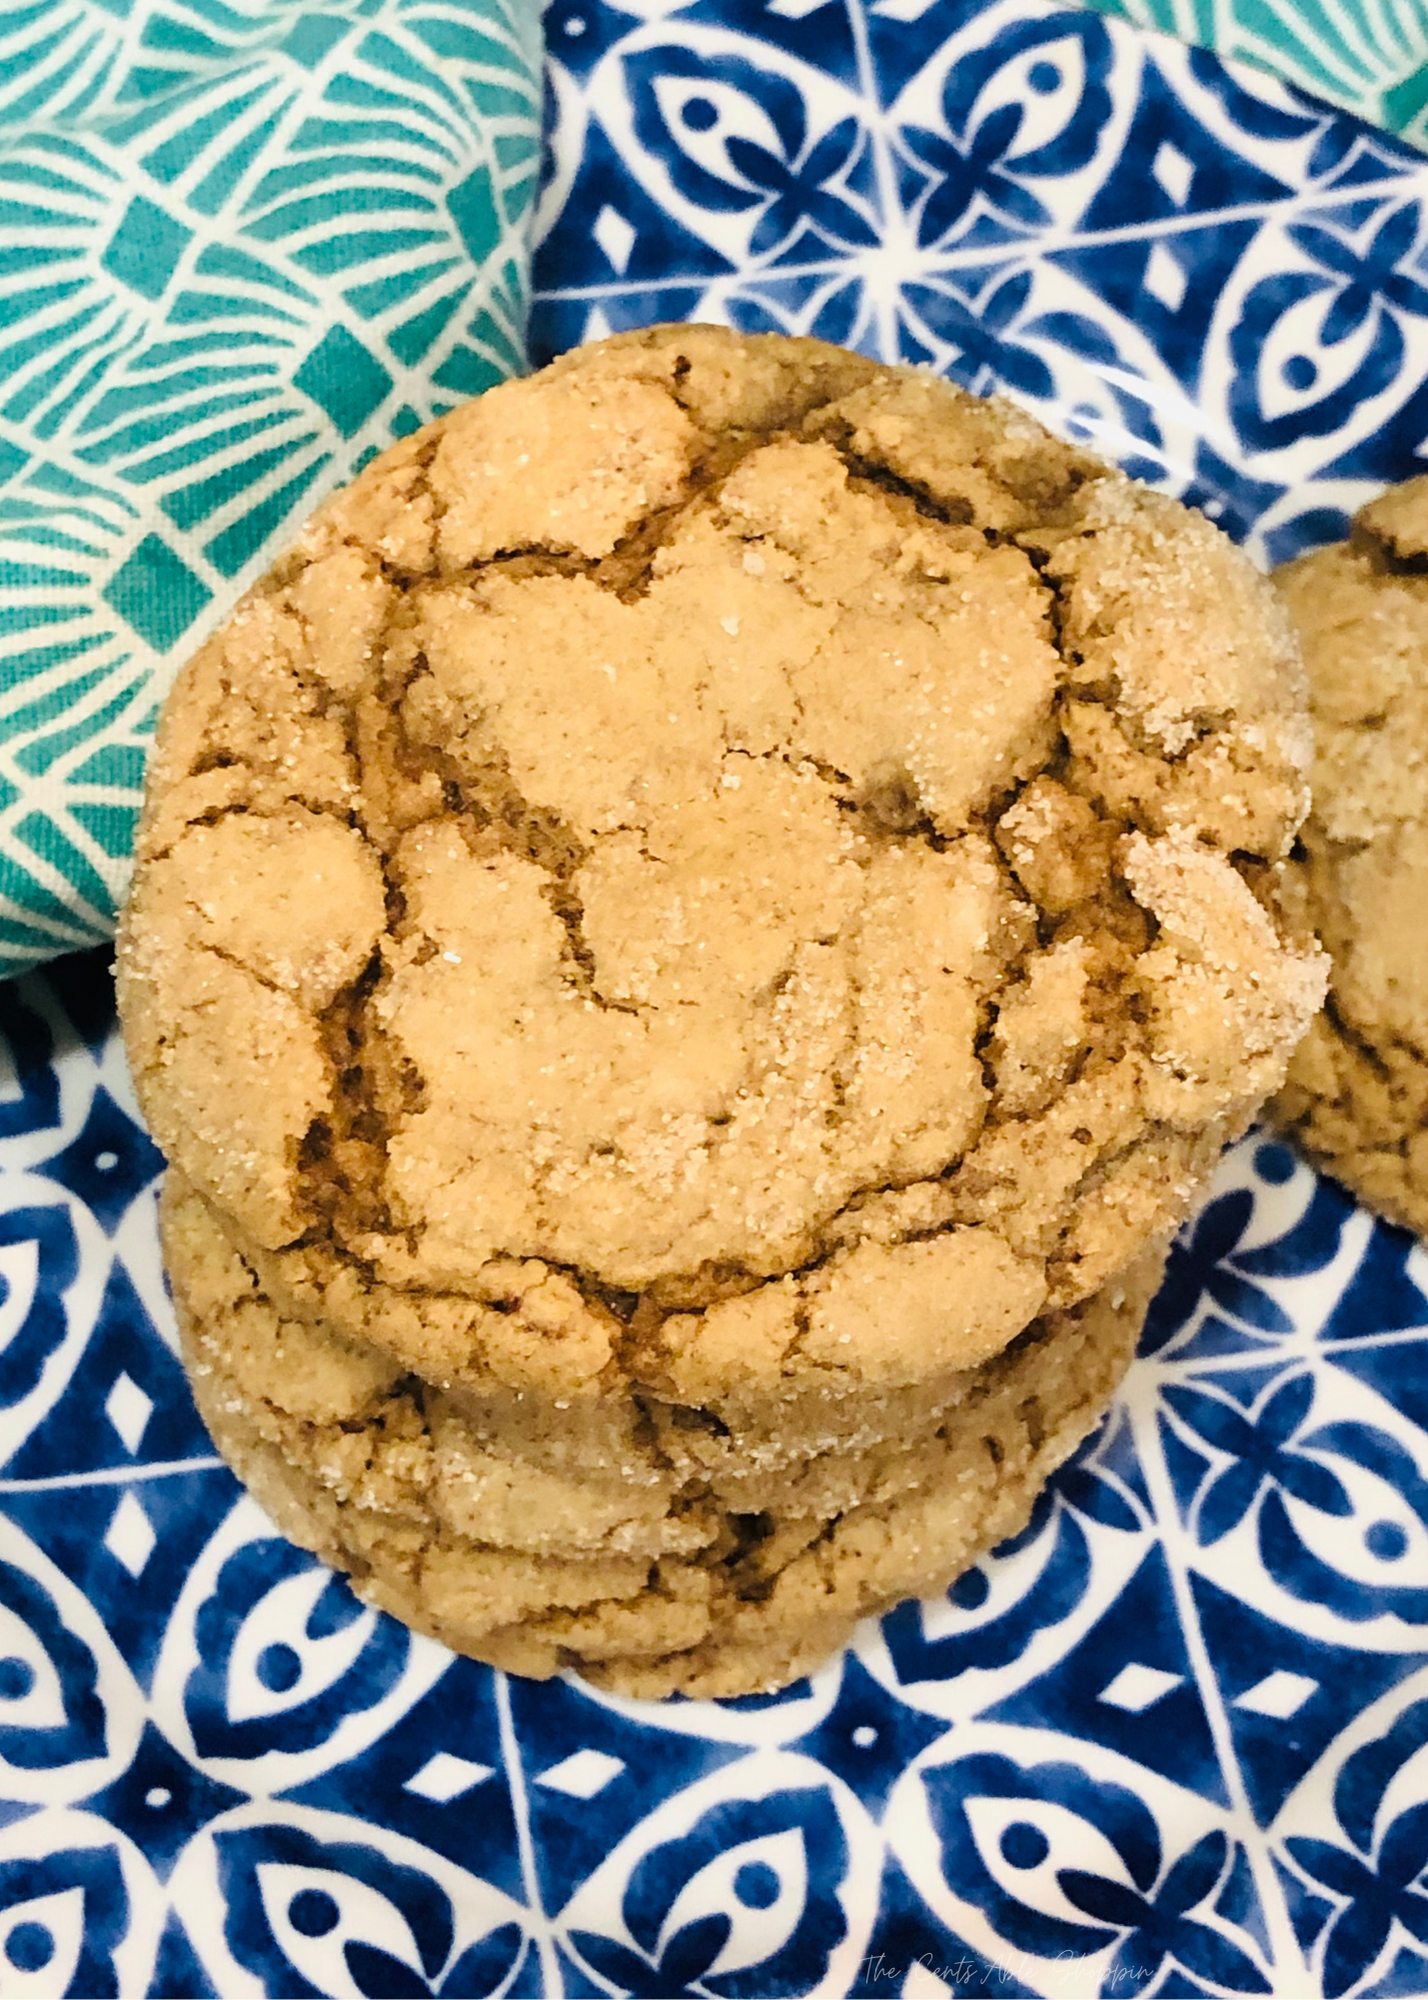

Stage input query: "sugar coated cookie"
[
  {"left": 1273, "top": 478, "right": 1428, "bottom": 1233},
  {"left": 119, "top": 325, "right": 1325, "bottom": 1691}
]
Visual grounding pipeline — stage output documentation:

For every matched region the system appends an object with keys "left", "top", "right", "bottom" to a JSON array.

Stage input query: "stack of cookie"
[{"left": 119, "top": 326, "right": 1325, "bottom": 1697}]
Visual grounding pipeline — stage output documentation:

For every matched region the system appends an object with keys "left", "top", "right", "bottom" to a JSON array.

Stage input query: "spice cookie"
[
  {"left": 165, "top": 1168, "right": 1161, "bottom": 1697},
  {"left": 119, "top": 324, "right": 1324, "bottom": 1406},
  {"left": 1273, "top": 478, "right": 1428, "bottom": 1233},
  {"left": 119, "top": 324, "right": 1326, "bottom": 1690}
]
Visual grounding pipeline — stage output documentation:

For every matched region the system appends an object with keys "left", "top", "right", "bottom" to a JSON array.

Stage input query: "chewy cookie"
[
  {"left": 1272, "top": 479, "right": 1428, "bottom": 1233},
  {"left": 164, "top": 1168, "right": 1164, "bottom": 1700},
  {"left": 119, "top": 324, "right": 1325, "bottom": 1693}
]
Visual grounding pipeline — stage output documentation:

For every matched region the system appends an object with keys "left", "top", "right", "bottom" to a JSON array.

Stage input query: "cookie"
[
  {"left": 120, "top": 324, "right": 1327, "bottom": 1693},
  {"left": 119, "top": 324, "right": 1324, "bottom": 1415},
  {"left": 174, "top": 1170, "right": 1065, "bottom": 1481},
  {"left": 162, "top": 1168, "right": 1126, "bottom": 1542},
  {"left": 165, "top": 1168, "right": 1161, "bottom": 1697},
  {"left": 1271, "top": 478, "right": 1428, "bottom": 1233}
]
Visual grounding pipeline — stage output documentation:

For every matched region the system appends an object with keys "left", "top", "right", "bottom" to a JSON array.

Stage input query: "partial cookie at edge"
[{"left": 1270, "top": 476, "right": 1428, "bottom": 1234}]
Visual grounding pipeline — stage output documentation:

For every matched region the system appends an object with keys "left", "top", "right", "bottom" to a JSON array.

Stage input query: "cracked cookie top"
[{"left": 117, "top": 325, "right": 1325, "bottom": 1395}]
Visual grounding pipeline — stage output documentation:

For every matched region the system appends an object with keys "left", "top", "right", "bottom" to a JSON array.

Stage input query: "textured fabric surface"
[
  {"left": 1, "top": 0, "right": 1424, "bottom": 988},
  {"left": 1079, "top": 0, "right": 1428, "bottom": 147},
  {"left": 0, "top": 0, "right": 540, "bottom": 978},
  {"left": 534, "top": 0, "right": 1428, "bottom": 571}
]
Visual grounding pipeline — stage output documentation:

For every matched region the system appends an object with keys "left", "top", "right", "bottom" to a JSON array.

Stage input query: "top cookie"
[
  {"left": 1272, "top": 478, "right": 1428, "bottom": 1232},
  {"left": 117, "top": 325, "right": 1324, "bottom": 1398}
]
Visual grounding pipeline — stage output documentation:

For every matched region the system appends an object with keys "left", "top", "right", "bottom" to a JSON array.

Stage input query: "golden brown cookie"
[
  {"left": 1272, "top": 479, "right": 1428, "bottom": 1234},
  {"left": 164, "top": 1168, "right": 1162, "bottom": 1697},
  {"left": 161, "top": 1167, "right": 1125, "bottom": 1540},
  {"left": 119, "top": 325, "right": 1323, "bottom": 1412},
  {"left": 122, "top": 326, "right": 1329, "bottom": 1694}
]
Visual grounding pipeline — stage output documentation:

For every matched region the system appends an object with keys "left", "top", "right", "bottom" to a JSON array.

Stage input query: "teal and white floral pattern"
[
  {"left": 0, "top": 0, "right": 539, "bottom": 976},
  {"left": 1079, "top": 0, "right": 1428, "bottom": 149}
]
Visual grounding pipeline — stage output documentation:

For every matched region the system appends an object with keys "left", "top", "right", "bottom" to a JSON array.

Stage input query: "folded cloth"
[
  {"left": 1079, "top": 0, "right": 1428, "bottom": 148},
  {"left": 0, "top": 0, "right": 539, "bottom": 978}
]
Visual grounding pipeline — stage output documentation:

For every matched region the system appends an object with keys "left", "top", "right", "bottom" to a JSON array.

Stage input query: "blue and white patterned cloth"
[
  {"left": 7, "top": 3, "right": 1428, "bottom": 1995},
  {"left": 0, "top": 0, "right": 539, "bottom": 979}
]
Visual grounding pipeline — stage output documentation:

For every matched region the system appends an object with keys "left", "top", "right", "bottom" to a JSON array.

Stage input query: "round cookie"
[
  {"left": 120, "top": 324, "right": 1325, "bottom": 1418},
  {"left": 164, "top": 1168, "right": 1162, "bottom": 1697},
  {"left": 163, "top": 1167, "right": 1144, "bottom": 1544},
  {"left": 174, "top": 1169, "right": 1083, "bottom": 1480},
  {"left": 1272, "top": 478, "right": 1428, "bottom": 1233}
]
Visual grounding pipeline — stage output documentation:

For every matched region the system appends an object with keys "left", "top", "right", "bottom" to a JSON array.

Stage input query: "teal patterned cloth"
[
  {"left": 0, "top": 0, "right": 539, "bottom": 977},
  {"left": 3, "top": 0, "right": 1423, "bottom": 982},
  {"left": 1080, "top": 0, "right": 1428, "bottom": 147}
]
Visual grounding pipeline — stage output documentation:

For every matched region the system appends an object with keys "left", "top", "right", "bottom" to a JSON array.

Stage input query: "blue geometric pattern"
[
  {"left": 8, "top": 993, "right": 1428, "bottom": 1997},
  {"left": 532, "top": 0, "right": 1428, "bottom": 572},
  {"left": 6, "top": 2, "right": 1428, "bottom": 1994},
  {"left": 0, "top": 0, "right": 539, "bottom": 977}
]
